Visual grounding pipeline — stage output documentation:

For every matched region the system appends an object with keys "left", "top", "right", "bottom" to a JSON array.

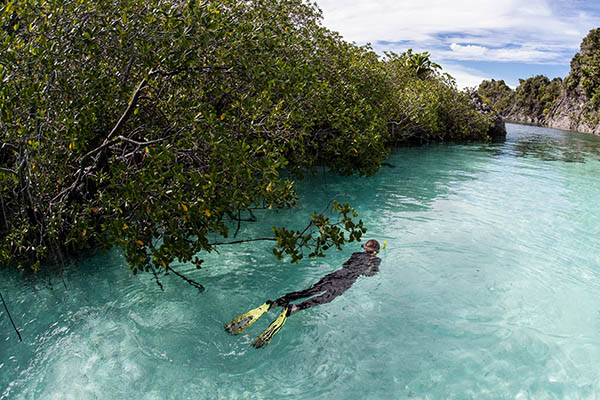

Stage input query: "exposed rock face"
[
  {"left": 544, "top": 86, "right": 600, "bottom": 135},
  {"left": 486, "top": 84, "right": 600, "bottom": 135},
  {"left": 504, "top": 110, "right": 543, "bottom": 125},
  {"left": 503, "top": 85, "right": 600, "bottom": 135},
  {"left": 468, "top": 89, "right": 507, "bottom": 141}
]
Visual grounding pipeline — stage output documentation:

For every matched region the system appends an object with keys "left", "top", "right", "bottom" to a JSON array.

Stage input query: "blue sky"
[{"left": 315, "top": 0, "right": 600, "bottom": 88}]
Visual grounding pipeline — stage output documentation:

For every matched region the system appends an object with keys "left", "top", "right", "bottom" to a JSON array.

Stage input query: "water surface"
[{"left": 2, "top": 123, "right": 600, "bottom": 399}]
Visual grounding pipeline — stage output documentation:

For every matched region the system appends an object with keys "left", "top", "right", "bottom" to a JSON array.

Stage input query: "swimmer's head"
[{"left": 362, "top": 239, "right": 380, "bottom": 254}]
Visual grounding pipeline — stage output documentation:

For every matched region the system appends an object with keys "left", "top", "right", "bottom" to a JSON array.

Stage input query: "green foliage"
[
  {"left": 1, "top": 0, "right": 496, "bottom": 278},
  {"left": 477, "top": 79, "right": 514, "bottom": 116},
  {"left": 385, "top": 52, "right": 494, "bottom": 143},
  {"left": 272, "top": 201, "right": 366, "bottom": 263},
  {"left": 568, "top": 28, "right": 600, "bottom": 109},
  {"left": 478, "top": 76, "right": 561, "bottom": 122},
  {"left": 401, "top": 49, "right": 442, "bottom": 79},
  {"left": 513, "top": 76, "right": 562, "bottom": 120}
]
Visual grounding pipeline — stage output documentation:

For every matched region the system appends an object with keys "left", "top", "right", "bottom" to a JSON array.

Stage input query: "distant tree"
[
  {"left": 401, "top": 49, "right": 442, "bottom": 79},
  {"left": 512, "top": 75, "right": 562, "bottom": 121},
  {"left": 385, "top": 52, "right": 493, "bottom": 144},
  {"left": 477, "top": 79, "right": 514, "bottom": 116}
]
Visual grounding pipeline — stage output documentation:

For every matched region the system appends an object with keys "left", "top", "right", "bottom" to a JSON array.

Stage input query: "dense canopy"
[{"left": 1, "top": 0, "right": 496, "bottom": 282}]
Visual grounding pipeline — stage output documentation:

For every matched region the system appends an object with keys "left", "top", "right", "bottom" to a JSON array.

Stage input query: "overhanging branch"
[{"left": 210, "top": 238, "right": 277, "bottom": 246}]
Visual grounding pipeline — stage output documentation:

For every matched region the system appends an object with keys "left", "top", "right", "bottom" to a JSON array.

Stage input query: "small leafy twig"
[{"left": 272, "top": 198, "right": 366, "bottom": 263}]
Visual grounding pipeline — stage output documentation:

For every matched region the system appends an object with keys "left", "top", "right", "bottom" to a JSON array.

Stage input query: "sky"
[{"left": 315, "top": 0, "right": 600, "bottom": 88}]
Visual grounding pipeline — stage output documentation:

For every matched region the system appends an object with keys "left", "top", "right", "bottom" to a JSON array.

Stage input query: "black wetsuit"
[{"left": 273, "top": 252, "right": 381, "bottom": 310}]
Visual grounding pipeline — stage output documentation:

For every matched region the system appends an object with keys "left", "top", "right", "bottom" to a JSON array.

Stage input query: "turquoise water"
[{"left": 2, "top": 123, "right": 600, "bottom": 399}]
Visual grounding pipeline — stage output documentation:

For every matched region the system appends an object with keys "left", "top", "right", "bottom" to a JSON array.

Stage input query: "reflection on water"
[
  {"left": 506, "top": 123, "right": 600, "bottom": 163},
  {"left": 2, "top": 122, "right": 600, "bottom": 399}
]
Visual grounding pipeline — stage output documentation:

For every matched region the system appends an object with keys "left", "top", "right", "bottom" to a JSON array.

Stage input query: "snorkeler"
[{"left": 225, "top": 239, "right": 382, "bottom": 348}]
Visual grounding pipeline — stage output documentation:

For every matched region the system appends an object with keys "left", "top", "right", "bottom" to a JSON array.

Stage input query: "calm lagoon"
[{"left": 2, "top": 122, "right": 600, "bottom": 399}]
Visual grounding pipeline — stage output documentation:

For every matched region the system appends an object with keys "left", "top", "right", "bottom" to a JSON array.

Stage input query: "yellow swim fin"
[
  {"left": 252, "top": 306, "right": 291, "bottom": 348},
  {"left": 225, "top": 301, "right": 273, "bottom": 335}
]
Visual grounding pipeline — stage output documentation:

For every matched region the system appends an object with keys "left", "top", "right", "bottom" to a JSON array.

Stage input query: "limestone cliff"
[{"left": 544, "top": 81, "right": 600, "bottom": 135}]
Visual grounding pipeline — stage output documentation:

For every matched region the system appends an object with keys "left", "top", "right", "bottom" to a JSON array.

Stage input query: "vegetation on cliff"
[
  {"left": 478, "top": 76, "right": 562, "bottom": 123},
  {"left": 477, "top": 79, "right": 514, "bottom": 116},
  {"left": 567, "top": 28, "right": 600, "bottom": 110},
  {"left": 512, "top": 76, "right": 562, "bottom": 122},
  {"left": 1, "top": 0, "right": 498, "bottom": 282}
]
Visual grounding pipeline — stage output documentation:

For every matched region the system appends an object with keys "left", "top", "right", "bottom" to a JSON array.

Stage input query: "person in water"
[{"left": 225, "top": 239, "right": 382, "bottom": 348}]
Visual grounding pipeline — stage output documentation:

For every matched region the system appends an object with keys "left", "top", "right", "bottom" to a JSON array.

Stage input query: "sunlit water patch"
[{"left": 2, "top": 123, "right": 600, "bottom": 399}]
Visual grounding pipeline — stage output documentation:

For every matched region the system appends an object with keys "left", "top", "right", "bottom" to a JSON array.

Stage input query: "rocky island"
[{"left": 478, "top": 28, "right": 600, "bottom": 136}]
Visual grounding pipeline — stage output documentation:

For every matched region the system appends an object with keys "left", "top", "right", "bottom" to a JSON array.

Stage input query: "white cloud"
[
  {"left": 315, "top": 0, "right": 598, "bottom": 64},
  {"left": 445, "top": 43, "right": 563, "bottom": 63},
  {"left": 449, "top": 43, "right": 487, "bottom": 58},
  {"left": 441, "top": 64, "right": 491, "bottom": 89}
]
